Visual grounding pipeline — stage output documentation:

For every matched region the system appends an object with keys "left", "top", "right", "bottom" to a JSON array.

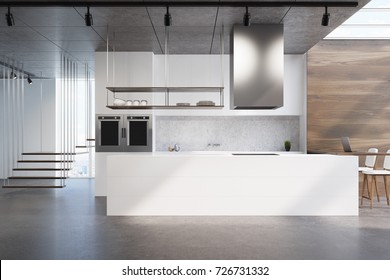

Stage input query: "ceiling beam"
[{"left": 0, "top": 1, "right": 359, "bottom": 8}]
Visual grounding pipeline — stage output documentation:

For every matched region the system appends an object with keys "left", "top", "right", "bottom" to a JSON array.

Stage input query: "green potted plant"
[{"left": 284, "top": 140, "right": 291, "bottom": 152}]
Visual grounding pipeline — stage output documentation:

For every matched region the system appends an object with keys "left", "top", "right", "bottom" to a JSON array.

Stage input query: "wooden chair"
[
  {"left": 359, "top": 148, "right": 378, "bottom": 172},
  {"left": 362, "top": 149, "right": 390, "bottom": 208},
  {"left": 359, "top": 148, "right": 378, "bottom": 204}
]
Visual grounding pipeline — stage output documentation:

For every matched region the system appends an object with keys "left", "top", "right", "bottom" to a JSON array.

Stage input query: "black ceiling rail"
[
  {"left": 0, "top": 1, "right": 359, "bottom": 8},
  {"left": 0, "top": 60, "right": 37, "bottom": 78}
]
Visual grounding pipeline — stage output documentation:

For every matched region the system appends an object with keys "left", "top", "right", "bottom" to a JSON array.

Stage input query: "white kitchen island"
[{"left": 106, "top": 152, "right": 358, "bottom": 216}]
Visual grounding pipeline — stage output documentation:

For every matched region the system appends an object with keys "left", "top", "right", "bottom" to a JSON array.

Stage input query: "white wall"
[
  {"left": 0, "top": 79, "right": 56, "bottom": 179},
  {"left": 24, "top": 79, "right": 56, "bottom": 152}
]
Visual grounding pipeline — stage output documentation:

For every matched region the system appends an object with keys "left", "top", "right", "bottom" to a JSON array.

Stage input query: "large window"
[
  {"left": 70, "top": 79, "right": 95, "bottom": 178},
  {"left": 326, "top": 0, "right": 390, "bottom": 39},
  {"left": 56, "top": 78, "right": 95, "bottom": 178}
]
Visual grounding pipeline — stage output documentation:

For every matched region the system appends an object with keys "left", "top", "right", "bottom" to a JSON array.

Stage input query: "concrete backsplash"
[{"left": 155, "top": 116, "right": 300, "bottom": 152}]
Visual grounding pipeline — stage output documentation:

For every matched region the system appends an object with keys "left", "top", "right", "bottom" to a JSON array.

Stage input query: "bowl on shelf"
[
  {"left": 125, "top": 100, "right": 133, "bottom": 106},
  {"left": 140, "top": 100, "right": 148, "bottom": 106},
  {"left": 113, "top": 98, "right": 126, "bottom": 106},
  {"left": 196, "top": 100, "right": 215, "bottom": 106}
]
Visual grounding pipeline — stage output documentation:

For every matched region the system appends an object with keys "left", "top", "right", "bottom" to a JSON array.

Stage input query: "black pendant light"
[
  {"left": 322, "top": 6, "right": 330, "bottom": 26},
  {"left": 164, "top": 6, "right": 172, "bottom": 26},
  {"left": 243, "top": 6, "right": 251, "bottom": 27},
  {"left": 5, "top": 6, "right": 14, "bottom": 26},
  {"left": 11, "top": 71, "right": 17, "bottom": 79},
  {"left": 85, "top": 6, "right": 93, "bottom": 26}
]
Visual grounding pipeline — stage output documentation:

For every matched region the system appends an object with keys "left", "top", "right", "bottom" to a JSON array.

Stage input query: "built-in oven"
[
  {"left": 124, "top": 115, "right": 152, "bottom": 152},
  {"left": 96, "top": 115, "right": 152, "bottom": 152},
  {"left": 96, "top": 115, "right": 123, "bottom": 152}
]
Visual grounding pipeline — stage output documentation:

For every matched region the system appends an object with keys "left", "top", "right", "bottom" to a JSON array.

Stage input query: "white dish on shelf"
[
  {"left": 176, "top": 102, "right": 191, "bottom": 106},
  {"left": 125, "top": 100, "right": 133, "bottom": 106},
  {"left": 113, "top": 98, "right": 126, "bottom": 106},
  {"left": 196, "top": 100, "right": 215, "bottom": 106}
]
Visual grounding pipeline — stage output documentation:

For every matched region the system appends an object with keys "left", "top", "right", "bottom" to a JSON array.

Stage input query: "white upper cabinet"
[
  {"left": 104, "top": 52, "right": 154, "bottom": 87},
  {"left": 153, "top": 55, "right": 223, "bottom": 87},
  {"left": 95, "top": 52, "right": 306, "bottom": 116},
  {"left": 100, "top": 52, "right": 223, "bottom": 88}
]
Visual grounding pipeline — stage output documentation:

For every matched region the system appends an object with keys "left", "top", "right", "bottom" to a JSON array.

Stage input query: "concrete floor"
[{"left": 0, "top": 179, "right": 389, "bottom": 260}]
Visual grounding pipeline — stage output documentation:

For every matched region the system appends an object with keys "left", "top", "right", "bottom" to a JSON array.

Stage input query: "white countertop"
[{"left": 104, "top": 151, "right": 344, "bottom": 157}]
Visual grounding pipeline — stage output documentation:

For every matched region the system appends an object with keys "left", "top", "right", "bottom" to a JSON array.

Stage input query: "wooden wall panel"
[
  {"left": 308, "top": 40, "right": 390, "bottom": 154},
  {"left": 308, "top": 40, "right": 390, "bottom": 197}
]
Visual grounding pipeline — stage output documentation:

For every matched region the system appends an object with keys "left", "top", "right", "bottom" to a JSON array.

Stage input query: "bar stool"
[
  {"left": 362, "top": 149, "right": 390, "bottom": 208},
  {"left": 359, "top": 148, "right": 378, "bottom": 204},
  {"left": 359, "top": 148, "right": 378, "bottom": 172}
]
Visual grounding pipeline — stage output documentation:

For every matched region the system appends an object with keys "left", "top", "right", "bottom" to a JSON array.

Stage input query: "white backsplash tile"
[{"left": 156, "top": 116, "right": 300, "bottom": 152}]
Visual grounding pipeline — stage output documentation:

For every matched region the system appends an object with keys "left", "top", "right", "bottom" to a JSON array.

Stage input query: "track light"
[
  {"left": 164, "top": 6, "right": 172, "bottom": 27},
  {"left": 27, "top": 75, "right": 33, "bottom": 84},
  {"left": 85, "top": 6, "right": 93, "bottom": 26},
  {"left": 5, "top": 6, "right": 14, "bottom": 26},
  {"left": 322, "top": 6, "right": 330, "bottom": 26},
  {"left": 11, "top": 71, "right": 17, "bottom": 79},
  {"left": 243, "top": 6, "right": 251, "bottom": 27}
]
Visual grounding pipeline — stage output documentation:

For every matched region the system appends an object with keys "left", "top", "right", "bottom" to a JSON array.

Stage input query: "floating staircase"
[
  {"left": 76, "top": 139, "right": 95, "bottom": 149},
  {"left": 2, "top": 139, "right": 95, "bottom": 189},
  {"left": 2, "top": 152, "right": 73, "bottom": 189},
  {"left": 21, "top": 153, "right": 76, "bottom": 155},
  {"left": 17, "top": 160, "right": 73, "bottom": 163}
]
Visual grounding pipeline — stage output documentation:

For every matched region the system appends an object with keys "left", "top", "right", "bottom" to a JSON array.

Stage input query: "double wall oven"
[{"left": 96, "top": 115, "right": 152, "bottom": 152}]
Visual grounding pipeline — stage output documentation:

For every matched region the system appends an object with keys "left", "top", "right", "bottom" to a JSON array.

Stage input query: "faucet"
[
  {"left": 207, "top": 143, "right": 221, "bottom": 148},
  {"left": 168, "top": 144, "right": 180, "bottom": 152}
]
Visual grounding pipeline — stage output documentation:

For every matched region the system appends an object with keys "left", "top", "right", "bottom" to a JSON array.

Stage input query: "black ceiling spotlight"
[
  {"left": 164, "top": 6, "right": 172, "bottom": 26},
  {"left": 5, "top": 6, "right": 14, "bottom": 26},
  {"left": 11, "top": 71, "right": 17, "bottom": 79},
  {"left": 85, "top": 6, "right": 93, "bottom": 26},
  {"left": 243, "top": 6, "right": 251, "bottom": 27},
  {"left": 322, "top": 6, "right": 330, "bottom": 26},
  {"left": 27, "top": 75, "right": 33, "bottom": 85}
]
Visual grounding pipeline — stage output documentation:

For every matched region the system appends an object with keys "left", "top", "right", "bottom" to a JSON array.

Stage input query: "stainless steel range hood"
[{"left": 231, "top": 25, "right": 284, "bottom": 110}]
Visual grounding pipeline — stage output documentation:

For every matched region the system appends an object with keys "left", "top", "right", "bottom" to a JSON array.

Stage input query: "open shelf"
[
  {"left": 105, "top": 86, "right": 225, "bottom": 109},
  {"left": 106, "top": 87, "right": 223, "bottom": 93},
  {"left": 106, "top": 105, "right": 224, "bottom": 110}
]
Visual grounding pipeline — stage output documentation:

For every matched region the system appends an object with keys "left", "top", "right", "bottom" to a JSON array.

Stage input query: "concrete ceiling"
[{"left": 0, "top": 1, "right": 370, "bottom": 79}]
